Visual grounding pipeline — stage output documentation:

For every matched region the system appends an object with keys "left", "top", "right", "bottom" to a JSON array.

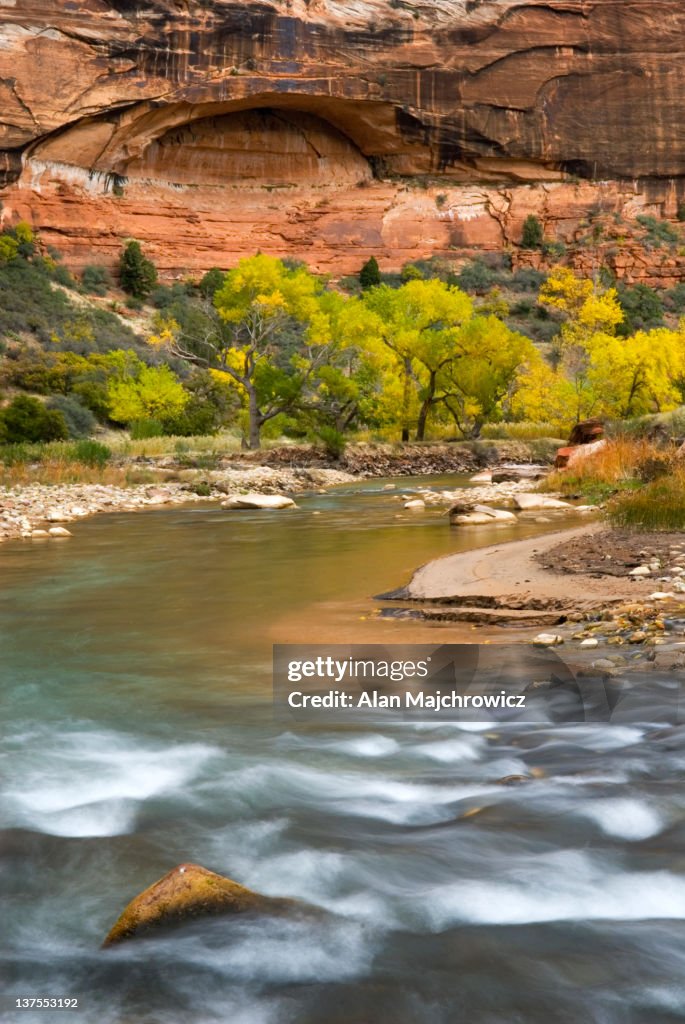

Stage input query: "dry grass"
[
  {"left": 608, "top": 467, "right": 685, "bottom": 530},
  {"left": 543, "top": 438, "right": 670, "bottom": 495},
  {"left": 542, "top": 437, "right": 685, "bottom": 528},
  {"left": 0, "top": 460, "right": 129, "bottom": 487}
]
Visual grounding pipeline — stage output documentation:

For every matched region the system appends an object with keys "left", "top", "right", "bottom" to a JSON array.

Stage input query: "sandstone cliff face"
[{"left": 1, "top": 0, "right": 685, "bottom": 275}]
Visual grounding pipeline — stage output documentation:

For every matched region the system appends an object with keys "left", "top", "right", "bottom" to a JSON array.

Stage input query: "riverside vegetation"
[{"left": 2, "top": 220, "right": 685, "bottom": 535}]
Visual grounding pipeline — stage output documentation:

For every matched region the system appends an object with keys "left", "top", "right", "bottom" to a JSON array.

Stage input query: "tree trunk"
[
  {"left": 401, "top": 356, "right": 412, "bottom": 443},
  {"left": 416, "top": 371, "right": 436, "bottom": 441},
  {"left": 247, "top": 387, "right": 262, "bottom": 450}
]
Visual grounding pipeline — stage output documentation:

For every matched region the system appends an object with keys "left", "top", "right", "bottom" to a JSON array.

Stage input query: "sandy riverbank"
[{"left": 391, "top": 525, "right": 654, "bottom": 616}]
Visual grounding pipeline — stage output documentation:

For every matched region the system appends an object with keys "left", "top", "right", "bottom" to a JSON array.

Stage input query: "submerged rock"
[
  {"left": 221, "top": 493, "right": 297, "bottom": 510},
  {"left": 102, "top": 863, "right": 302, "bottom": 947}
]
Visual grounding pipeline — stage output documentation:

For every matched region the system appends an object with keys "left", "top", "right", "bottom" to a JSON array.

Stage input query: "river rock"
[
  {"left": 629, "top": 565, "right": 651, "bottom": 576},
  {"left": 532, "top": 633, "right": 564, "bottom": 647},
  {"left": 514, "top": 493, "right": 571, "bottom": 510},
  {"left": 48, "top": 526, "right": 72, "bottom": 537},
  {"left": 491, "top": 466, "right": 547, "bottom": 483},
  {"left": 449, "top": 503, "right": 517, "bottom": 525},
  {"left": 46, "top": 510, "right": 70, "bottom": 523},
  {"left": 221, "top": 493, "right": 297, "bottom": 510},
  {"left": 579, "top": 638, "right": 599, "bottom": 648},
  {"left": 404, "top": 498, "right": 426, "bottom": 510},
  {"left": 102, "top": 863, "right": 302, "bottom": 947}
]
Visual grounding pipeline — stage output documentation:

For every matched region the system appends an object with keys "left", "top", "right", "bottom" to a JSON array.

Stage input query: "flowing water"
[{"left": 1, "top": 477, "right": 684, "bottom": 1024}]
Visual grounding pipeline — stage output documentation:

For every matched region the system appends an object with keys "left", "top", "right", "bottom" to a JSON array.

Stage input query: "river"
[{"left": 1, "top": 477, "right": 684, "bottom": 1023}]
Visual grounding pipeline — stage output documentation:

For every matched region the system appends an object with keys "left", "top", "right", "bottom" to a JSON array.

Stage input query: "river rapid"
[{"left": 1, "top": 477, "right": 684, "bottom": 1024}]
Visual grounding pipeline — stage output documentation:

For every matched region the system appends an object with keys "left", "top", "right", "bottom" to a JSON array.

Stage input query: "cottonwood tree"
[
  {"left": 149, "top": 254, "right": 334, "bottom": 449},
  {"left": 363, "top": 279, "right": 473, "bottom": 440}
]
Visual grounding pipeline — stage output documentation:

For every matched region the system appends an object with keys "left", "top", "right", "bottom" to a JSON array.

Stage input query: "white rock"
[
  {"left": 533, "top": 633, "right": 564, "bottom": 647},
  {"left": 469, "top": 471, "right": 492, "bottom": 483},
  {"left": 48, "top": 526, "right": 72, "bottom": 537},
  {"left": 514, "top": 493, "right": 571, "bottom": 510},
  {"left": 46, "top": 510, "right": 70, "bottom": 523},
  {"left": 629, "top": 566, "right": 651, "bottom": 577},
  {"left": 649, "top": 592, "right": 675, "bottom": 600},
  {"left": 221, "top": 493, "right": 297, "bottom": 510},
  {"left": 471, "top": 504, "right": 517, "bottom": 521},
  {"left": 579, "top": 638, "right": 599, "bottom": 648},
  {"left": 30, "top": 529, "right": 50, "bottom": 538},
  {"left": 404, "top": 499, "right": 426, "bottom": 510}
]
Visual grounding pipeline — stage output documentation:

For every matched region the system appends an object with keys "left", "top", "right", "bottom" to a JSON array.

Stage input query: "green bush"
[
  {"left": 81, "top": 264, "right": 112, "bottom": 296},
  {"left": 314, "top": 425, "right": 346, "bottom": 459},
  {"left": 359, "top": 256, "right": 381, "bottom": 289},
  {"left": 616, "top": 283, "right": 664, "bottom": 335},
  {"left": 119, "top": 240, "right": 157, "bottom": 299},
  {"left": 46, "top": 394, "right": 97, "bottom": 438},
  {"left": 0, "top": 442, "right": 32, "bottom": 465},
  {"left": 456, "top": 260, "right": 495, "bottom": 294},
  {"left": 636, "top": 214, "right": 680, "bottom": 247},
  {"left": 69, "top": 439, "right": 111, "bottom": 468},
  {"left": 521, "top": 215, "right": 544, "bottom": 248},
  {"left": 665, "top": 283, "right": 685, "bottom": 314},
  {"left": 52, "top": 264, "right": 77, "bottom": 289},
  {"left": 161, "top": 398, "right": 219, "bottom": 437},
  {"left": 130, "top": 418, "right": 164, "bottom": 439},
  {"left": 199, "top": 267, "right": 225, "bottom": 299},
  {"left": 0, "top": 395, "right": 68, "bottom": 443},
  {"left": 508, "top": 268, "right": 546, "bottom": 292}
]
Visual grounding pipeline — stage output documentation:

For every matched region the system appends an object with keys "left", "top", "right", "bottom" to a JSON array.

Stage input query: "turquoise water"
[{"left": 1, "top": 479, "right": 683, "bottom": 1023}]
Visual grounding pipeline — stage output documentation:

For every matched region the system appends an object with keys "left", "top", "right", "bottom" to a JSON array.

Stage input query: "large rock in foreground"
[{"left": 102, "top": 863, "right": 300, "bottom": 947}]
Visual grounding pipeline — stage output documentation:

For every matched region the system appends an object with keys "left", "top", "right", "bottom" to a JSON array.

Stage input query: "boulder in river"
[
  {"left": 102, "top": 863, "right": 302, "bottom": 947},
  {"left": 450, "top": 503, "right": 516, "bottom": 525},
  {"left": 221, "top": 493, "right": 297, "bottom": 510},
  {"left": 491, "top": 465, "right": 547, "bottom": 483},
  {"left": 513, "top": 493, "right": 571, "bottom": 510}
]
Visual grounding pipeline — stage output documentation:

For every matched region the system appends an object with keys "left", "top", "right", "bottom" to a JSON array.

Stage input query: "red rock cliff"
[{"left": 1, "top": 0, "right": 684, "bottom": 275}]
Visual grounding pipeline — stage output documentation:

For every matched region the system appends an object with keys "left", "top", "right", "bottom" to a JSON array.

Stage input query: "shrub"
[
  {"left": 46, "top": 394, "right": 97, "bottom": 439},
  {"left": 119, "top": 240, "right": 157, "bottom": 299},
  {"left": 521, "top": 214, "right": 544, "bottom": 248},
  {"left": 508, "top": 268, "right": 546, "bottom": 292},
  {"left": 616, "top": 283, "right": 664, "bottom": 334},
  {"left": 161, "top": 399, "right": 219, "bottom": 437},
  {"left": 359, "top": 256, "right": 381, "bottom": 289},
  {"left": 52, "top": 264, "right": 77, "bottom": 289},
  {"left": 69, "top": 439, "right": 111, "bottom": 468},
  {"left": 0, "top": 395, "right": 68, "bottom": 443},
  {"left": 81, "top": 264, "right": 112, "bottom": 296},
  {"left": 130, "top": 418, "right": 165, "bottom": 439},
  {"left": 199, "top": 267, "right": 225, "bottom": 299},
  {"left": 608, "top": 471, "right": 685, "bottom": 531},
  {"left": 636, "top": 214, "right": 680, "bottom": 247},
  {"left": 314, "top": 425, "right": 346, "bottom": 459},
  {"left": 665, "top": 283, "right": 685, "bottom": 314},
  {"left": 456, "top": 260, "right": 495, "bottom": 294},
  {"left": 400, "top": 263, "right": 425, "bottom": 282}
]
